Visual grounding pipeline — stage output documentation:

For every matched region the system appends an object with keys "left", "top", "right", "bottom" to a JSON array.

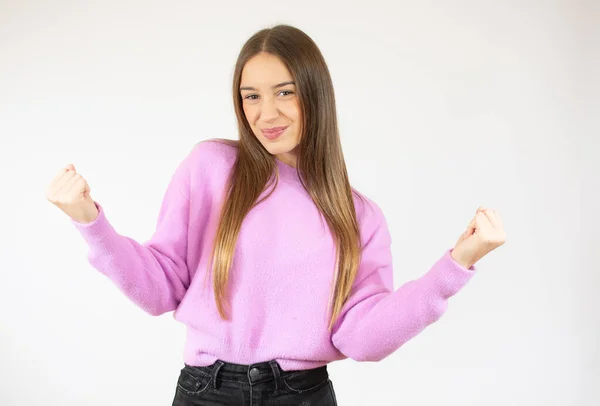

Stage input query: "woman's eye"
[{"left": 243, "top": 91, "right": 294, "bottom": 100}]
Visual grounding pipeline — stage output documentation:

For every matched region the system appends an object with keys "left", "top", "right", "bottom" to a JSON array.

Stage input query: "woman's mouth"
[{"left": 262, "top": 126, "right": 288, "bottom": 140}]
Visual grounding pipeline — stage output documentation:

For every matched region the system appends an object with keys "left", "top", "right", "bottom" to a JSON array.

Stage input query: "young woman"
[{"left": 46, "top": 24, "right": 505, "bottom": 406}]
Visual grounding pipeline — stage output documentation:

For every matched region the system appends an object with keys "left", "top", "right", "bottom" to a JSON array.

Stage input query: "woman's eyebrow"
[{"left": 239, "top": 81, "right": 295, "bottom": 91}]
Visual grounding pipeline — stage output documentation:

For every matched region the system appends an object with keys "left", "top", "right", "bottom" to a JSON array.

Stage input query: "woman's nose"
[{"left": 260, "top": 99, "right": 279, "bottom": 120}]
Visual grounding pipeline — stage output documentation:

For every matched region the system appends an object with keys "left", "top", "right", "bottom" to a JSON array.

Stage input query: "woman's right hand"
[{"left": 46, "top": 164, "right": 99, "bottom": 224}]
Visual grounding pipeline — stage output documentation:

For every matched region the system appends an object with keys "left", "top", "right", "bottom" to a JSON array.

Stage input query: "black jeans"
[{"left": 172, "top": 359, "right": 338, "bottom": 405}]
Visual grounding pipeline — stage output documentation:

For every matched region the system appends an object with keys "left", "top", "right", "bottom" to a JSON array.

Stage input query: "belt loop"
[
  {"left": 269, "top": 360, "right": 283, "bottom": 392},
  {"left": 212, "top": 360, "right": 225, "bottom": 390}
]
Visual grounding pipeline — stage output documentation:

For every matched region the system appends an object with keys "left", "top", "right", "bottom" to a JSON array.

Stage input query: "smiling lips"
[{"left": 262, "top": 125, "right": 288, "bottom": 140}]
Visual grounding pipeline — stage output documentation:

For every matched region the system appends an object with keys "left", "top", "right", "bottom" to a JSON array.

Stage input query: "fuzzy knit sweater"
[{"left": 72, "top": 140, "right": 477, "bottom": 371}]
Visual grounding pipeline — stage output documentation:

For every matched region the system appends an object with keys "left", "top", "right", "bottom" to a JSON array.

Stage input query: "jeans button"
[{"left": 249, "top": 367, "right": 260, "bottom": 381}]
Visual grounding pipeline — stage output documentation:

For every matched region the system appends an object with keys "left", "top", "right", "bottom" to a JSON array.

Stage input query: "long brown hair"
[{"left": 207, "top": 24, "right": 366, "bottom": 331}]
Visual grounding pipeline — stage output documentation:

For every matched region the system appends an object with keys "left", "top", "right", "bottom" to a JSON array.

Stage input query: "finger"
[
  {"left": 47, "top": 168, "right": 69, "bottom": 191},
  {"left": 491, "top": 210, "right": 502, "bottom": 228},
  {"left": 66, "top": 174, "right": 85, "bottom": 195},
  {"left": 56, "top": 165, "right": 76, "bottom": 183},
  {"left": 49, "top": 170, "right": 77, "bottom": 196},
  {"left": 484, "top": 209, "right": 501, "bottom": 229},
  {"left": 474, "top": 211, "right": 492, "bottom": 231},
  {"left": 57, "top": 172, "right": 81, "bottom": 197},
  {"left": 466, "top": 215, "right": 477, "bottom": 236}
]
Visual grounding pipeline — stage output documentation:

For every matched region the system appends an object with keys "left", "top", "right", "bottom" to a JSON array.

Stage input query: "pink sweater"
[{"left": 72, "top": 140, "right": 477, "bottom": 371}]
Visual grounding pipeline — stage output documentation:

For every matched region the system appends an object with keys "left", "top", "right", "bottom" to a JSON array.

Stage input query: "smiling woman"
[
  {"left": 55, "top": 23, "right": 504, "bottom": 406},
  {"left": 219, "top": 24, "right": 364, "bottom": 340},
  {"left": 239, "top": 54, "right": 302, "bottom": 163}
]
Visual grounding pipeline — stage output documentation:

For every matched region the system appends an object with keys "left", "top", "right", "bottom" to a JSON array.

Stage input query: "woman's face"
[{"left": 240, "top": 52, "right": 302, "bottom": 167}]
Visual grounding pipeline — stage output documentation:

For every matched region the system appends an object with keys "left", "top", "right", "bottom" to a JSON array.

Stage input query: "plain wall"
[{"left": 1, "top": 0, "right": 597, "bottom": 404}]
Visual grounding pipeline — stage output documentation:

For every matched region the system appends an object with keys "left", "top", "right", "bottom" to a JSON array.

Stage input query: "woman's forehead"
[{"left": 241, "top": 54, "right": 293, "bottom": 88}]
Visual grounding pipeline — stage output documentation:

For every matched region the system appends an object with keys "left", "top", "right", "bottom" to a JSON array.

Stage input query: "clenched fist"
[
  {"left": 451, "top": 207, "right": 506, "bottom": 269},
  {"left": 45, "top": 164, "right": 99, "bottom": 224}
]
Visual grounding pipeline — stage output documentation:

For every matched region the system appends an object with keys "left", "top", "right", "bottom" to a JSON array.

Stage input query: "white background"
[{"left": 1, "top": 0, "right": 598, "bottom": 405}]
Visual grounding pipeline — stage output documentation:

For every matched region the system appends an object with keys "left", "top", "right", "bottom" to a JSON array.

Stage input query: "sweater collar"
[{"left": 275, "top": 158, "right": 302, "bottom": 184}]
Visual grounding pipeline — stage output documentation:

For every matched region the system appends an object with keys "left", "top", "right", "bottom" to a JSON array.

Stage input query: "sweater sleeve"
[
  {"left": 330, "top": 199, "right": 477, "bottom": 361},
  {"left": 71, "top": 153, "right": 193, "bottom": 316}
]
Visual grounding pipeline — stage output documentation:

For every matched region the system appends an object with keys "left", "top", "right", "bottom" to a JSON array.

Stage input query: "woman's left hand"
[{"left": 451, "top": 207, "right": 506, "bottom": 269}]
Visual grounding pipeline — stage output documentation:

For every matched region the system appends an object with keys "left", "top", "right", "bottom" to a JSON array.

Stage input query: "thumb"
[
  {"left": 465, "top": 212, "right": 485, "bottom": 236},
  {"left": 466, "top": 216, "right": 477, "bottom": 237}
]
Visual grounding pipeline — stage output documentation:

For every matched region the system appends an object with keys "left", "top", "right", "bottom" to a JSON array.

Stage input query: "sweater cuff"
[
  {"left": 423, "top": 249, "right": 477, "bottom": 299},
  {"left": 71, "top": 201, "right": 119, "bottom": 247}
]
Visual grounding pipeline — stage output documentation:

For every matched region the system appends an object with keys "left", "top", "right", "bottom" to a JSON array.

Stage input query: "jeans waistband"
[{"left": 183, "top": 359, "right": 328, "bottom": 390}]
